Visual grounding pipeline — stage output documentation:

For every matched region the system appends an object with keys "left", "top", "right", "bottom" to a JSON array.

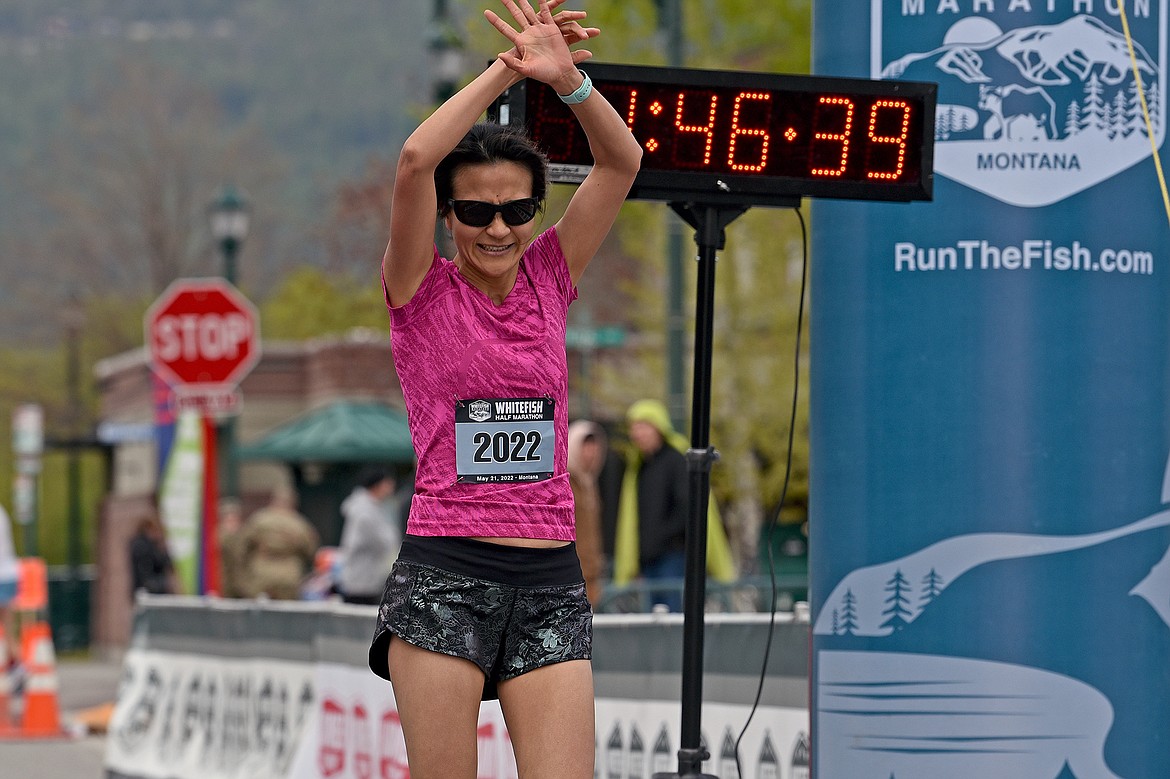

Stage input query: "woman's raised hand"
[
  {"left": 548, "top": 0, "right": 599, "bottom": 47},
  {"left": 486, "top": 0, "right": 597, "bottom": 87},
  {"left": 538, "top": 0, "right": 599, "bottom": 47}
]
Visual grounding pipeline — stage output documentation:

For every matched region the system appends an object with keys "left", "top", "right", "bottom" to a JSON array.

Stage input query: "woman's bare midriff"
[{"left": 470, "top": 536, "right": 570, "bottom": 548}]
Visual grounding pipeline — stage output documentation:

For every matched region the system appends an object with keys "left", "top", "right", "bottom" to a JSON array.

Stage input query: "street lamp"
[
  {"left": 429, "top": 1, "right": 463, "bottom": 255},
  {"left": 208, "top": 186, "right": 250, "bottom": 286},
  {"left": 429, "top": 0, "right": 464, "bottom": 105},
  {"left": 208, "top": 186, "right": 250, "bottom": 499}
]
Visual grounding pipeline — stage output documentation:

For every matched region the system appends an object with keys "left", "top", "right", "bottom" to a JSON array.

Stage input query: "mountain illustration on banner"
[
  {"left": 878, "top": 14, "right": 1165, "bottom": 206},
  {"left": 814, "top": 452, "right": 1170, "bottom": 637}
]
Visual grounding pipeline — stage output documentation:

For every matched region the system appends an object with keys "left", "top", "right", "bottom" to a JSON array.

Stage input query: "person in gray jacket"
[{"left": 338, "top": 468, "right": 401, "bottom": 605}]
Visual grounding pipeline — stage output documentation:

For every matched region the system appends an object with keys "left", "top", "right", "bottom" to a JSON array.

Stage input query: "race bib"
[{"left": 454, "top": 398, "right": 555, "bottom": 484}]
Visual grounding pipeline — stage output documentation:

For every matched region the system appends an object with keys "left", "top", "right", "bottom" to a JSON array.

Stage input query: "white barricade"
[{"left": 104, "top": 598, "right": 810, "bottom": 779}]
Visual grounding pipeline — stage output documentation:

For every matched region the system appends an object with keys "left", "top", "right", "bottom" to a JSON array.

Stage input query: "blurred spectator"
[
  {"left": 337, "top": 468, "right": 400, "bottom": 605},
  {"left": 301, "top": 547, "right": 341, "bottom": 601},
  {"left": 614, "top": 399, "right": 736, "bottom": 612},
  {"left": 567, "top": 420, "right": 607, "bottom": 607},
  {"left": 216, "top": 498, "right": 247, "bottom": 598},
  {"left": 240, "top": 484, "right": 319, "bottom": 600},
  {"left": 129, "top": 513, "right": 177, "bottom": 597},
  {"left": 0, "top": 503, "right": 19, "bottom": 669}
]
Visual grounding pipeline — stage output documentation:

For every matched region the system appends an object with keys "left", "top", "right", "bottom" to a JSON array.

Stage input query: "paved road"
[{"left": 0, "top": 653, "right": 124, "bottom": 779}]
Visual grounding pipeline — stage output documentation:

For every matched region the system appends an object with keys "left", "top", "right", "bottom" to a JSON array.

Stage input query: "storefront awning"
[{"left": 238, "top": 400, "right": 414, "bottom": 463}]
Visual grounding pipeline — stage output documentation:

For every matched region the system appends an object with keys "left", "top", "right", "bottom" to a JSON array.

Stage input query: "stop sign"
[{"left": 145, "top": 278, "right": 261, "bottom": 388}]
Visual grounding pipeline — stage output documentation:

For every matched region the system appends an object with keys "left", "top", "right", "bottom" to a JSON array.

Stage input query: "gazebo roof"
[{"left": 238, "top": 400, "right": 414, "bottom": 463}]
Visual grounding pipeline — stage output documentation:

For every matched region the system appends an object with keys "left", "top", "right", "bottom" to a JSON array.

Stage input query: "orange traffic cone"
[
  {"left": 18, "top": 621, "right": 65, "bottom": 738},
  {"left": 0, "top": 625, "right": 14, "bottom": 735}
]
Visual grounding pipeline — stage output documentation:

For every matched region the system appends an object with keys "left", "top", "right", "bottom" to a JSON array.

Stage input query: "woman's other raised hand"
[{"left": 485, "top": 0, "right": 598, "bottom": 91}]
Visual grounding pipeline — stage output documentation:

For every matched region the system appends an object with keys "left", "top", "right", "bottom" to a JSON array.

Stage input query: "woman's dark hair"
[{"left": 435, "top": 123, "right": 549, "bottom": 215}]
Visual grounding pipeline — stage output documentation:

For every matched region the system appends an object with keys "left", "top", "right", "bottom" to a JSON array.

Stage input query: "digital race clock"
[{"left": 491, "top": 63, "right": 937, "bottom": 206}]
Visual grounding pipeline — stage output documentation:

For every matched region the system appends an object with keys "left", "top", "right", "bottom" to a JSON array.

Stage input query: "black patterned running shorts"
[{"left": 368, "top": 536, "right": 593, "bottom": 701}]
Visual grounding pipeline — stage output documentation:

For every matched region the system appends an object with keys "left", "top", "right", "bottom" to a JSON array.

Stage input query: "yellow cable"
[{"left": 1117, "top": 2, "right": 1170, "bottom": 228}]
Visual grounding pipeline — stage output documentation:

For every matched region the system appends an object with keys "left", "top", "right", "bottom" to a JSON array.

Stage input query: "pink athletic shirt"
[{"left": 385, "top": 228, "right": 578, "bottom": 540}]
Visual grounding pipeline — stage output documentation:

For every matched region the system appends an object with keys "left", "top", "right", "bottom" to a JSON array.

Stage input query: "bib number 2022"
[{"left": 472, "top": 430, "right": 541, "bottom": 463}]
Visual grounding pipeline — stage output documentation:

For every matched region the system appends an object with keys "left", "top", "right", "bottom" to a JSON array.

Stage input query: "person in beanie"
[{"left": 613, "top": 399, "right": 736, "bottom": 611}]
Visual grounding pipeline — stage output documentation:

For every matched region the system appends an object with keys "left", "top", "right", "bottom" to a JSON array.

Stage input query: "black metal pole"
[
  {"left": 66, "top": 313, "right": 83, "bottom": 580},
  {"left": 221, "top": 237, "right": 239, "bottom": 288},
  {"left": 658, "top": 0, "right": 688, "bottom": 431},
  {"left": 655, "top": 202, "right": 747, "bottom": 779},
  {"left": 220, "top": 237, "right": 239, "bottom": 499}
]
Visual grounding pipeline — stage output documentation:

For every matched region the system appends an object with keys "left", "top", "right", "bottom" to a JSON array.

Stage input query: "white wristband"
[{"left": 557, "top": 70, "right": 592, "bottom": 105}]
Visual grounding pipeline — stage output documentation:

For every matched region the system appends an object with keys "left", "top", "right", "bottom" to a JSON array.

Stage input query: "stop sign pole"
[{"left": 145, "top": 277, "right": 261, "bottom": 499}]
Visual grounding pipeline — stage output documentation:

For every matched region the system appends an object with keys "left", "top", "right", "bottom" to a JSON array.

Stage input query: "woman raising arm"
[
  {"left": 369, "top": 2, "right": 641, "bottom": 778},
  {"left": 382, "top": 0, "right": 641, "bottom": 305}
]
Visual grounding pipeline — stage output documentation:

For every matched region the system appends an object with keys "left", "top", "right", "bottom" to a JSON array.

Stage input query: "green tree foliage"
[
  {"left": 581, "top": 0, "right": 810, "bottom": 73},
  {"left": 259, "top": 267, "right": 388, "bottom": 342},
  {"left": 85, "top": 292, "right": 155, "bottom": 360}
]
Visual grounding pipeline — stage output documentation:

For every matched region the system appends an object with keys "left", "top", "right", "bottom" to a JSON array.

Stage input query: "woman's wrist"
[
  {"left": 556, "top": 69, "right": 592, "bottom": 105},
  {"left": 552, "top": 69, "right": 586, "bottom": 97},
  {"left": 488, "top": 57, "right": 525, "bottom": 88}
]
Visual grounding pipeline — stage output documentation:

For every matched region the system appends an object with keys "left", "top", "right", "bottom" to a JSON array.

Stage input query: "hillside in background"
[
  {"left": 0, "top": 0, "right": 436, "bottom": 342},
  {"left": 0, "top": 1, "right": 432, "bottom": 177}
]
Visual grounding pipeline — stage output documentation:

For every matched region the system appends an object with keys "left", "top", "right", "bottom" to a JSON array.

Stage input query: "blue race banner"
[{"left": 810, "top": 3, "right": 1170, "bottom": 778}]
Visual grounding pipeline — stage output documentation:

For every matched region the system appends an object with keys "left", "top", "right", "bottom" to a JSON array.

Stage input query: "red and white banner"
[{"left": 289, "top": 663, "right": 518, "bottom": 779}]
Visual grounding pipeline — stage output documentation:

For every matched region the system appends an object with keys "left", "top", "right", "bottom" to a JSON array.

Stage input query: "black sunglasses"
[{"left": 447, "top": 198, "right": 540, "bottom": 227}]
